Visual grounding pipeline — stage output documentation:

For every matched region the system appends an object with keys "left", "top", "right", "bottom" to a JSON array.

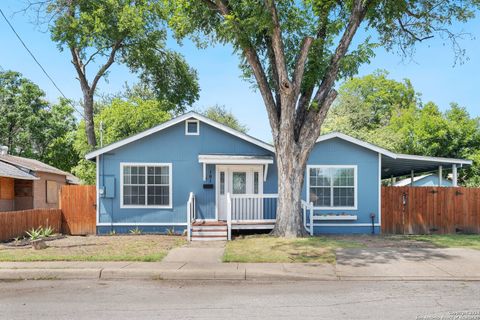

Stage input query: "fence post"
[{"left": 227, "top": 193, "right": 232, "bottom": 241}]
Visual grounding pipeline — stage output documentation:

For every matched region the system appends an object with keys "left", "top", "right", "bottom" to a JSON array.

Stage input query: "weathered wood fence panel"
[
  {"left": 382, "top": 186, "right": 480, "bottom": 234},
  {"left": 59, "top": 185, "right": 96, "bottom": 235},
  {"left": 0, "top": 209, "right": 62, "bottom": 242}
]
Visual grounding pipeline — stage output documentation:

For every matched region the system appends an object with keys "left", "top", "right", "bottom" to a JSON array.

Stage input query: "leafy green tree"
[
  {"left": 32, "top": 0, "right": 199, "bottom": 147},
  {"left": 323, "top": 70, "right": 418, "bottom": 150},
  {"left": 202, "top": 105, "right": 248, "bottom": 133},
  {"left": 390, "top": 102, "right": 480, "bottom": 185},
  {"left": 163, "top": 0, "right": 479, "bottom": 236},
  {"left": 327, "top": 72, "right": 480, "bottom": 185},
  {"left": 0, "top": 70, "right": 48, "bottom": 156},
  {"left": 0, "top": 70, "right": 78, "bottom": 171},
  {"left": 35, "top": 99, "right": 80, "bottom": 172},
  {"left": 73, "top": 98, "right": 172, "bottom": 183}
]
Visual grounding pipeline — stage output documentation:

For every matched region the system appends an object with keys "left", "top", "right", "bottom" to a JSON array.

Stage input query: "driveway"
[{"left": 336, "top": 247, "right": 480, "bottom": 280}]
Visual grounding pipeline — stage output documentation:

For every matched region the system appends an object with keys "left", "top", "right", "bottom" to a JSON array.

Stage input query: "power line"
[{"left": 0, "top": 7, "right": 86, "bottom": 120}]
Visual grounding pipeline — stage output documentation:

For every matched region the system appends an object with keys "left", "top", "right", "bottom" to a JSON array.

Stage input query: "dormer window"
[{"left": 185, "top": 119, "right": 200, "bottom": 135}]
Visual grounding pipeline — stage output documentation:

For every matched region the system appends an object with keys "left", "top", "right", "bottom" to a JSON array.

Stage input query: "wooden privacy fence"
[
  {"left": 60, "top": 185, "right": 96, "bottom": 235},
  {"left": 382, "top": 186, "right": 480, "bottom": 234},
  {"left": 0, "top": 209, "right": 62, "bottom": 242}
]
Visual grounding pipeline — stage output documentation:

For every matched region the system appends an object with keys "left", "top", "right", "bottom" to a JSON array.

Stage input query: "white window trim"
[
  {"left": 120, "top": 162, "right": 173, "bottom": 209},
  {"left": 185, "top": 119, "right": 200, "bottom": 135},
  {"left": 306, "top": 165, "right": 358, "bottom": 210}
]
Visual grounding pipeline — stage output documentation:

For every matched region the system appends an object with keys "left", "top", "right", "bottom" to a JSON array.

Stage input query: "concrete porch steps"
[{"left": 191, "top": 221, "right": 227, "bottom": 241}]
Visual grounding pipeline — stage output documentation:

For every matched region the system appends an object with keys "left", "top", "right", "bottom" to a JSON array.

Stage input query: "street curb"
[
  {"left": 2, "top": 268, "right": 479, "bottom": 281},
  {"left": 0, "top": 268, "right": 101, "bottom": 280}
]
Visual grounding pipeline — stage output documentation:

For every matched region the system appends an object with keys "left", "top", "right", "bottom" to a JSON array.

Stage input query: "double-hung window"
[
  {"left": 121, "top": 163, "right": 172, "bottom": 208},
  {"left": 308, "top": 166, "right": 356, "bottom": 209}
]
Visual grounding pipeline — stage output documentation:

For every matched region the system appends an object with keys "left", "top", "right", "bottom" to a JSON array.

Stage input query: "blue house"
[
  {"left": 85, "top": 112, "right": 471, "bottom": 240},
  {"left": 394, "top": 174, "right": 454, "bottom": 187}
]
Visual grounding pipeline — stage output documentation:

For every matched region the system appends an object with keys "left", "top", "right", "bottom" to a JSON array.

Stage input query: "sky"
[{"left": 1, "top": 1, "right": 480, "bottom": 142}]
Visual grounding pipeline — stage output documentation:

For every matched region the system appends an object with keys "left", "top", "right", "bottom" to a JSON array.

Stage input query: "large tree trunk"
[
  {"left": 271, "top": 125, "right": 314, "bottom": 237},
  {"left": 271, "top": 151, "right": 309, "bottom": 237},
  {"left": 83, "top": 91, "right": 97, "bottom": 147}
]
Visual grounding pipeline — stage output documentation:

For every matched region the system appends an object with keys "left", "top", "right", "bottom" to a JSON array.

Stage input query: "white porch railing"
[
  {"left": 301, "top": 200, "right": 314, "bottom": 236},
  {"left": 186, "top": 192, "right": 196, "bottom": 241},
  {"left": 229, "top": 193, "right": 278, "bottom": 222},
  {"left": 226, "top": 193, "right": 313, "bottom": 240}
]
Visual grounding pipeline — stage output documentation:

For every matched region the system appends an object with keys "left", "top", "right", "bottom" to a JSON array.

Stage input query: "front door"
[{"left": 216, "top": 165, "right": 263, "bottom": 220}]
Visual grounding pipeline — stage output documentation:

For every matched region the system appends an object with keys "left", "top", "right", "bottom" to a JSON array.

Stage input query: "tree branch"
[
  {"left": 294, "top": 9, "right": 329, "bottom": 140},
  {"left": 292, "top": 37, "right": 313, "bottom": 101},
  {"left": 265, "top": 0, "right": 290, "bottom": 92},
  {"left": 297, "top": 0, "right": 371, "bottom": 142},
  {"left": 69, "top": 46, "right": 89, "bottom": 92},
  {"left": 397, "top": 18, "right": 434, "bottom": 42},
  {"left": 313, "top": 0, "right": 369, "bottom": 108},
  {"left": 91, "top": 40, "right": 123, "bottom": 93},
  {"left": 204, "top": 0, "right": 280, "bottom": 135}
]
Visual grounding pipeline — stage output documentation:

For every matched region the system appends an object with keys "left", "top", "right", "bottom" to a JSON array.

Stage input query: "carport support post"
[
  {"left": 410, "top": 170, "right": 414, "bottom": 186},
  {"left": 439, "top": 166, "right": 443, "bottom": 186},
  {"left": 452, "top": 164, "right": 458, "bottom": 187}
]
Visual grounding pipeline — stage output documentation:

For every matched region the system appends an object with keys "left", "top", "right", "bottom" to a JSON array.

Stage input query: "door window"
[
  {"left": 253, "top": 172, "right": 259, "bottom": 194},
  {"left": 219, "top": 171, "right": 225, "bottom": 195},
  {"left": 232, "top": 172, "right": 247, "bottom": 194}
]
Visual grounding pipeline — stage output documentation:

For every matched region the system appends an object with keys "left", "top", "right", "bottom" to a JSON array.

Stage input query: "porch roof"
[
  {"left": 0, "top": 161, "right": 39, "bottom": 180},
  {"left": 381, "top": 154, "right": 472, "bottom": 179},
  {"left": 198, "top": 154, "right": 274, "bottom": 165}
]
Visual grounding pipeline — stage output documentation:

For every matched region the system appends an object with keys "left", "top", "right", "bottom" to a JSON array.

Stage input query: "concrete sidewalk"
[{"left": 1, "top": 248, "right": 479, "bottom": 281}]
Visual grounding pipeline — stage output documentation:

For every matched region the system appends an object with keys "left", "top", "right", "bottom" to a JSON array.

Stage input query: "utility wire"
[{"left": 0, "top": 8, "right": 86, "bottom": 120}]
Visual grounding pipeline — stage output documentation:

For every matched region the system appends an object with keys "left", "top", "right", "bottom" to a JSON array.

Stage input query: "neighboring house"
[
  {"left": 85, "top": 112, "right": 472, "bottom": 239},
  {"left": 0, "top": 148, "right": 79, "bottom": 212},
  {"left": 394, "top": 174, "right": 453, "bottom": 187}
]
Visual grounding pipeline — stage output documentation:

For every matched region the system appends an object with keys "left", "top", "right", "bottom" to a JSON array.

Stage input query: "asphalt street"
[{"left": 1, "top": 280, "right": 480, "bottom": 319}]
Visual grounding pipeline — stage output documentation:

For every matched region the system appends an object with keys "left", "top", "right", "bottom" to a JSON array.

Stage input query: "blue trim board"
[{"left": 97, "top": 225, "right": 187, "bottom": 235}]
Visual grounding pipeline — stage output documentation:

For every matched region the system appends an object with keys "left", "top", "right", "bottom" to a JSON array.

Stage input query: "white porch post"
[
  {"left": 410, "top": 170, "right": 414, "bottom": 186},
  {"left": 227, "top": 193, "right": 232, "bottom": 241},
  {"left": 439, "top": 166, "right": 443, "bottom": 186},
  {"left": 452, "top": 164, "right": 458, "bottom": 187},
  {"left": 309, "top": 202, "right": 314, "bottom": 236}
]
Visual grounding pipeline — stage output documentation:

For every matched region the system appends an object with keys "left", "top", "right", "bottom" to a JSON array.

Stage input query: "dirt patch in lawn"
[
  {"left": 0, "top": 235, "right": 185, "bottom": 262},
  {"left": 224, "top": 235, "right": 364, "bottom": 263},
  {"left": 328, "top": 235, "right": 439, "bottom": 249}
]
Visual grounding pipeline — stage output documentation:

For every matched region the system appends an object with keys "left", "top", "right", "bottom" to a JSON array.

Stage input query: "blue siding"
[
  {"left": 98, "top": 119, "right": 276, "bottom": 225},
  {"left": 413, "top": 175, "right": 453, "bottom": 187},
  {"left": 302, "top": 138, "right": 380, "bottom": 229},
  {"left": 97, "top": 225, "right": 186, "bottom": 235}
]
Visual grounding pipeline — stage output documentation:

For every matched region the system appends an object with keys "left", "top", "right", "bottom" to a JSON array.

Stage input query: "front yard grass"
[
  {"left": 400, "top": 234, "right": 480, "bottom": 249},
  {"left": 223, "top": 235, "right": 364, "bottom": 263},
  {"left": 0, "top": 235, "right": 185, "bottom": 262}
]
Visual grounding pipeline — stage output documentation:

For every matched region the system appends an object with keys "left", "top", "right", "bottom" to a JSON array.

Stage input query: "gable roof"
[
  {"left": 394, "top": 174, "right": 453, "bottom": 187},
  {"left": 85, "top": 111, "right": 275, "bottom": 160},
  {"left": 316, "top": 132, "right": 397, "bottom": 158},
  {"left": 0, "top": 154, "right": 68, "bottom": 176}
]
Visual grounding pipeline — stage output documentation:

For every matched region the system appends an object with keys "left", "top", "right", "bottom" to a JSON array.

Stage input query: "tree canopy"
[
  {"left": 31, "top": 0, "right": 199, "bottom": 147},
  {"left": 201, "top": 105, "right": 248, "bottom": 133},
  {"left": 324, "top": 71, "right": 480, "bottom": 185},
  {"left": 72, "top": 97, "right": 172, "bottom": 183},
  {"left": 0, "top": 70, "right": 78, "bottom": 171}
]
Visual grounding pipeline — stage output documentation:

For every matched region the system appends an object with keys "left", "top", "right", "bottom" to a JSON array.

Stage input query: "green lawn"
[
  {"left": 0, "top": 235, "right": 185, "bottom": 262},
  {"left": 401, "top": 234, "right": 480, "bottom": 249},
  {"left": 223, "top": 235, "right": 364, "bottom": 263}
]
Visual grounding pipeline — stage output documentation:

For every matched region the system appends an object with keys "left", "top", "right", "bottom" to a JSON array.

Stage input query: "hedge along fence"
[{"left": 0, "top": 209, "right": 62, "bottom": 242}]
